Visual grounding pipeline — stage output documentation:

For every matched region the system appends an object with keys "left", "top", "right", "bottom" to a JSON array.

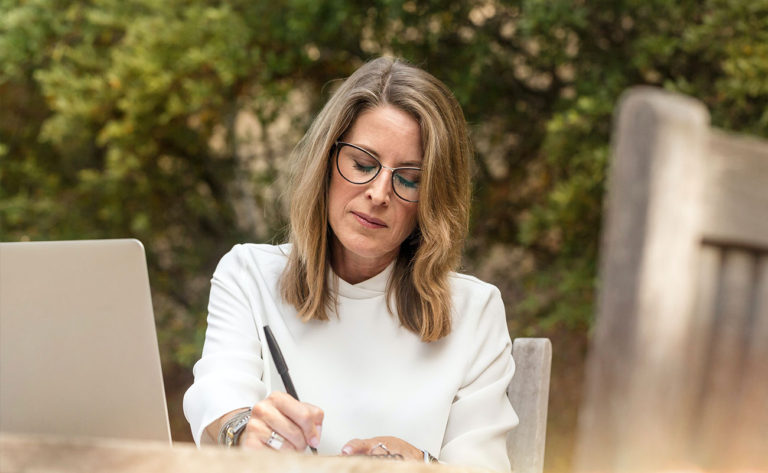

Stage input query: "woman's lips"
[{"left": 352, "top": 211, "right": 387, "bottom": 228}]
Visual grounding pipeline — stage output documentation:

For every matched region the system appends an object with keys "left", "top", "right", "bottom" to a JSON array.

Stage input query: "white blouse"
[{"left": 183, "top": 244, "right": 518, "bottom": 472}]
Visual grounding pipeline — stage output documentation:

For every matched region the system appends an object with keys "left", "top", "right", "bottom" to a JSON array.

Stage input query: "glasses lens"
[
  {"left": 393, "top": 169, "right": 420, "bottom": 202},
  {"left": 337, "top": 145, "right": 380, "bottom": 184}
]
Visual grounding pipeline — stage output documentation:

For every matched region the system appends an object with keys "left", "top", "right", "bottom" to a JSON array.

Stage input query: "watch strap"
[{"left": 218, "top": 409, "right": 251, "bottom": 447}]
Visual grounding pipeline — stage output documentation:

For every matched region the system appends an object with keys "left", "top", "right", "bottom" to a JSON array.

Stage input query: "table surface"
[{"left": 0, "top": 434, "right": 492, "bottom": 473}]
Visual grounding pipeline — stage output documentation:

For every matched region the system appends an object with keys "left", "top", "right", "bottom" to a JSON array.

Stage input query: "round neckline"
[{"left": 331, "top": 260, "right": 395, "bottom": 299}]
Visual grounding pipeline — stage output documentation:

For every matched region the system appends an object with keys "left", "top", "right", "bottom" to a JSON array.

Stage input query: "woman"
[{"left": 183, "top": 57, "right": 518, "bottom": 472}]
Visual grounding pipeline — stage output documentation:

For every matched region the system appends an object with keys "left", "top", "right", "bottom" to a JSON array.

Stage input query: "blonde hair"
[{"left": 280, "top": 57, "right": 471, "bottom": 342}]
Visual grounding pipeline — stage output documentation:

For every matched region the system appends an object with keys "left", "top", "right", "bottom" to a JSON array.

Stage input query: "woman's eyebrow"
[
  {"left": 397, "top": 159, "right": 422, "bottom": 167},
  {"left": 349, "top": 142, "right": 422, "bottom": 167}
]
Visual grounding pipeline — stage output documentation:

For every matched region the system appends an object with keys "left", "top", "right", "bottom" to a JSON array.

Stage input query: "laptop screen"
[{"left": 0, "top": 239, "right": 171, "bottom": 443}]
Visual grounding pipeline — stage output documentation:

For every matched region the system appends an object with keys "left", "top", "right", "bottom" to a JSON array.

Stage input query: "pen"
[{"left": 263, "top": 325, "right": 318, "bottom": 455}]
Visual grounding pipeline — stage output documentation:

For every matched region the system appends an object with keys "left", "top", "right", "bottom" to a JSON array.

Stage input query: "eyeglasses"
[{"left": 334, "top": 141, "right": 421, "bottom": 202}]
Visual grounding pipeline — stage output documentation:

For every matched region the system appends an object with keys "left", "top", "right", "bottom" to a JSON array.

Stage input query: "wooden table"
[{"left": 0, "top": 434, "right": 491, "bottom": 473}]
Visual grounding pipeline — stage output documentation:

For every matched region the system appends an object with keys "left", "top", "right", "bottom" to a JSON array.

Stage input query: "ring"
[
  {"left": 370, "top": 442, "right": 390, "bottom": 454},
  {"left": 265, "top": 431, "right": 285, "bottom": 450}
]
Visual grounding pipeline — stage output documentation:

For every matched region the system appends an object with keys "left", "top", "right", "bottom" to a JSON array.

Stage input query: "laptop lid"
[{"left": 0, "top": 239, "right": 171, "bottom": 444}]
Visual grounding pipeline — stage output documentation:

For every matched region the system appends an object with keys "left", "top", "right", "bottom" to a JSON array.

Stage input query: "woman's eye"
[
  {"left": 395, "top": 173, "right": 420, "bottom": 189},
  {"left": 353, "top": 160, "right": 378, "bottom": 173}
]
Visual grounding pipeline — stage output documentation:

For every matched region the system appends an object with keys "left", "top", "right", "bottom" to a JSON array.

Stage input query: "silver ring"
[
  {"left": 265, "top": 431, "right": 285, "bottom": 450},
  {"left": 370, "top": 442, "right": 390, "bottom": 454}
]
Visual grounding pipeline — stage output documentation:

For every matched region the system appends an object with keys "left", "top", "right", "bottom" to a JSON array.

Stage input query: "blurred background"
[{"left": 1, "top": 0, "right": 766, "bottom": 471}]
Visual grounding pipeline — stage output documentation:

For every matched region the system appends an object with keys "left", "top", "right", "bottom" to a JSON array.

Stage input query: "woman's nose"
[{"left": 365, "top": 169, "right": 392, "bottom": 205}]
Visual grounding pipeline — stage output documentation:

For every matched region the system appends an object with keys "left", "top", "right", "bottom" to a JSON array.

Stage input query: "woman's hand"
[
  {"left": 241, "top": 391, "right": 324, "bottom": 451},
  {"left": 341, "top": 436, "right": 424, "bottom": 461}
]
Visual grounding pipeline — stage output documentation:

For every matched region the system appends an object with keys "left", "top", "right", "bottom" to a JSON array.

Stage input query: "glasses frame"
[{"left": 334, "top": 141, "right": 421, "bottom": 203}]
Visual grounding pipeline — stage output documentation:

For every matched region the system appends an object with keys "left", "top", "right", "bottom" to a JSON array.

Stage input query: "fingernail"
[
  {"left": 309, "top": 436, "right": 319, "bottom": 448},
  {"left": 341, "top": 445, "right": 352, "bottom": 455},
  {"left": 315, "top": 424, "right": 322, "bottom": 439}
]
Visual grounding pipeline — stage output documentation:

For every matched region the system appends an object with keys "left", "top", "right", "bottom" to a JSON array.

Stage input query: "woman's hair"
[{"left": 280, "top": 56, "right": 471, "bottom": 342}]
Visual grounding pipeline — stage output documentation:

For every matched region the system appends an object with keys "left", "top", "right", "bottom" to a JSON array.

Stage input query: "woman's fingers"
[
  {"left": 266, "top": 391, "right": 324, "bottom": 448},
  {"left": 341, "top": 438, "right": 372, "bottom": 455},
  {"left": 250, "top": 399, "right": 305, "bottom": 450},
  {"left": 341, "top": 436, "right": 424, "bottom": 461},
  {"left": 244, "top": 392, "right": 324, "bottom": 451},
  {"left": 240, "top": 415, "right": 297, "bottom": 450}
]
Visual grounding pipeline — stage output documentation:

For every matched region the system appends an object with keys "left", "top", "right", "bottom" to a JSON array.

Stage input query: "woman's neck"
[{"left": 330, "top": 239, "right": 397, "bottom": 285}]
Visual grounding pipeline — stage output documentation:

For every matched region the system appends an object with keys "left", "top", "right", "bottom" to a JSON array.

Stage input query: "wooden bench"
[{"left": 574, "top": 87, "right": 768, "bottom": 472}]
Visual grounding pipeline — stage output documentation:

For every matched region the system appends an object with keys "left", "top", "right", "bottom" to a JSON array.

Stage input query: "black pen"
[{"left": 263, "top": 325, "right": 318, "bottom": 455}]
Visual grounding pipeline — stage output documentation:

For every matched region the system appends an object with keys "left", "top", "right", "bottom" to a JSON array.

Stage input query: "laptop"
[{"left": 0, "top": 239, "right": 172, "bottom": 444}]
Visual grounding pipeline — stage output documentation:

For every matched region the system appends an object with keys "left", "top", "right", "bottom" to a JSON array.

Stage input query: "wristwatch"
[{"left": 218, "top": 409, "right": 252, "bottom": 447}]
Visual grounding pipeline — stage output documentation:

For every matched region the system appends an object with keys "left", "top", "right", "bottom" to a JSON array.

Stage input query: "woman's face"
[{"left": 328, "top": 105, "right": 421, "bottom": 280}]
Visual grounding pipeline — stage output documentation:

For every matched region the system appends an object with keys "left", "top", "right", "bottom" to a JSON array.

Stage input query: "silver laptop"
[{"left": 0, "top": 239, "right": 171, "bottom": 444}]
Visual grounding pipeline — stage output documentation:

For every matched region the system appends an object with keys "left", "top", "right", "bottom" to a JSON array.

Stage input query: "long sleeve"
[
  {"left": 440, "top": 284, "right": 518, "bottom": 472},
  {"left": 182, "top": 246, "right": 268, "bottom": 445}
]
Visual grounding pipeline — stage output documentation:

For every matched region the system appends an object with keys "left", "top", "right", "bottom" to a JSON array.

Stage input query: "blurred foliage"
[{"left": 1, "top": 0, "right": 766, "bottom": 460}]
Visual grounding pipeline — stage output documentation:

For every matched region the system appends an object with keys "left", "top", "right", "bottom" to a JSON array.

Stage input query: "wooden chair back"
[
  {"left": 574, "top": 87, "right": 768, "bottom": 472},
  {"left": 507, "top": 337, "right": 552, "bottom": 473}
]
